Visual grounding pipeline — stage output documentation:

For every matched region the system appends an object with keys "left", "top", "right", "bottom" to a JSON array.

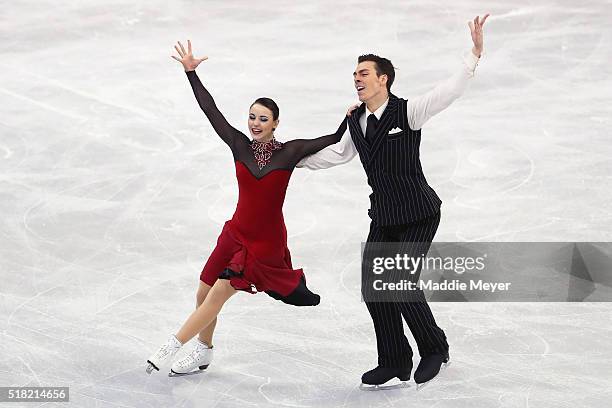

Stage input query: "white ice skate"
[
  {"left": 169, "top": 339, "right": 214, "bottom": 377},
  {"left": 146, "top": 335, "right": 182, "bottom": 374}
]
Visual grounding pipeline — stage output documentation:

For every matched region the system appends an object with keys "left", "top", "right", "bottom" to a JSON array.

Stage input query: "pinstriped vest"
[{"left": 348, "top": 94, "right": 442, "bottom": 226}]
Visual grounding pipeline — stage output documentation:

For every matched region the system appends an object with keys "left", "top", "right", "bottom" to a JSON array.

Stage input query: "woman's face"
[{"left": 248, "top": 104, "right": 278, "bottom": 142}]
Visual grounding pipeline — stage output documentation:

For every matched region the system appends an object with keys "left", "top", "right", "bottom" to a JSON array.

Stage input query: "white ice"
[{"left": 1, "top": 1, "right": 612, "bottom": 407}]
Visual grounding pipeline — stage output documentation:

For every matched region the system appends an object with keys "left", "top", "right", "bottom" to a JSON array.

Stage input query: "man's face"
[{"left": 353, "top": 61, "right": 387, "bottom": 103}]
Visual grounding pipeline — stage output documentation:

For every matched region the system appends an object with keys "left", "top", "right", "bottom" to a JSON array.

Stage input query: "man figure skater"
[{"left": 298, "top": 14, "right": 489, "bottom": 388}]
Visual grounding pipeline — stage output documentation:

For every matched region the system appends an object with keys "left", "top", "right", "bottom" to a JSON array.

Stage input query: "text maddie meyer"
[{"left": 372, "top": 279, "right": 512, "bottom": 293}]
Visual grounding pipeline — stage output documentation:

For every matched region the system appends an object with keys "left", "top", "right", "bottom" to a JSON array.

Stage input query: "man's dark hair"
[
  {"left": 251, "top": 97, "right": 279, "bottom": 120},
  {"left": 357, "top": 54, "right": 395, "bottom": 92}
]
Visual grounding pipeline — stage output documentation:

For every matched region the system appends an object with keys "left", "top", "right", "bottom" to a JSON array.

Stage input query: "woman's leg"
[
  {"left": 195, "top": 281, "right": 217, "bottom": 345},
  {"left": 175, "top": 279, "right": 236, "bottom": 344}
]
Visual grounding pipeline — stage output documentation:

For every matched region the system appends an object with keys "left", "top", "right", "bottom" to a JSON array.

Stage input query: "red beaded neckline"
[{"left": 251, "top": 137, "right": 283, "bottom": 169}]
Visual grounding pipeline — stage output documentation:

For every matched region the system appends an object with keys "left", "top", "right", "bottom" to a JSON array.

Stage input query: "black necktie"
[{"left": 365, "top": 114, "right": 378, "bottom": 141}]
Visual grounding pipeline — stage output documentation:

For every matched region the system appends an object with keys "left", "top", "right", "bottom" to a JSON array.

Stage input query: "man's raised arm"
[{"left": 408, "top": 14, "right": 489, "bottom": 130}]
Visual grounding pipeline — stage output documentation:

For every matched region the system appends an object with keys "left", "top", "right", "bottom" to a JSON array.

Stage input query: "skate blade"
[
  {"left": 359, "top": 381, "right": 410, "bottom": 391},
  {"left": 146, "top": 361, "right": 159, "bottom": 375},
  {"left": 168, "top": 368, "right": 208, "bottom": 378},
  {"left": 416, "top": 359, "right": 451, "bottom": 391}
]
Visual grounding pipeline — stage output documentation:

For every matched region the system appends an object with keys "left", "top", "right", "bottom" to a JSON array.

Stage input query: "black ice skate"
[
  {"left": 414, "top": 351, "right": 450, "bottom": 390},
  {"left": 359, "top": 365, "right": 412, "bottom": 391}
]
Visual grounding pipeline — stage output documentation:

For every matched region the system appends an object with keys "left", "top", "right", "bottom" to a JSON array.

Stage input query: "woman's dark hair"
[
  {"left": 357, "top": 54, "right": 396, "bottom": 92},
  {"left": 251, "top": 97, "right": 279, "bottom": 120}
]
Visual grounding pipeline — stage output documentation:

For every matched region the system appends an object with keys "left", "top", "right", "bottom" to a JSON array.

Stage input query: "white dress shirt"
[
  {"left": 361, "top": 98, "right": 389, "bottom": 135},
  {"left": 297, "top": 50, "right": 480, "bottom": 169}
]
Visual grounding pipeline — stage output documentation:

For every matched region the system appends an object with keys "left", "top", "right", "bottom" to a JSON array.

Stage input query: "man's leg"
[
  {"left": 363, "top": 222, "right": 413, "bottom": 369},
  {"left": 365, "top": 301, "right": 413, "bottom": 368},
  {"left": 396, "top": 211, "right": 449, "bottom": 356}
]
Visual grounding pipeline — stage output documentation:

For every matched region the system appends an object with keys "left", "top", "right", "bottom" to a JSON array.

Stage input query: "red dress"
[
  {"left": 184, "top": 70, "right": 347, "bottom": 298},
  {"left": 200, "top": 162, "right": 301, "bottom": 296}
]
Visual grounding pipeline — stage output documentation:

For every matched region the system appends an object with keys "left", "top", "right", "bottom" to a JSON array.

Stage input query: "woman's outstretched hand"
[
  {"left": 171, "top": 40, "right": 208, "bottom": 72},
  {"left": 347, "top": 103, "right": 360, "bottom": 117}
]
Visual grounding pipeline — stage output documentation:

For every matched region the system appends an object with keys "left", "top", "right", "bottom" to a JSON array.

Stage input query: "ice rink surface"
[{"left": 1, "top": 0, "right": 612, "bottom": 407}]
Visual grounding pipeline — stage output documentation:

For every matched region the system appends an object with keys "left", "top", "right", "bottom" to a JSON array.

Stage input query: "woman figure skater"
[{"left": 145, "top": 40, "right": 349, "bottom": 376}]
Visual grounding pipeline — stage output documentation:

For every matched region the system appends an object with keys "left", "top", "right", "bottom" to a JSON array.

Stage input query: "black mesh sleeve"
[
  {"left": 285, "top": 116, "right": 348, "bottom": 163},
  {"left": 185, "top": 70, "right": 245, "bottom": 149}
]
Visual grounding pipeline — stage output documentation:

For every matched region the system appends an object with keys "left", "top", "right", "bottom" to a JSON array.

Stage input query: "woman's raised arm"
[{"left": 172, "top": 40, "right": 242, "bottom": 148}]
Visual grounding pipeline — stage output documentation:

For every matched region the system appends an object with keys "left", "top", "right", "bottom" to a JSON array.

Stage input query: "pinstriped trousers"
[{"left": 364, "top": 210, "right": 448, "bottom": 368}]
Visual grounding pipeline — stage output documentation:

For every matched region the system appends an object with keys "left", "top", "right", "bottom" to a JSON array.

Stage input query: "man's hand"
[
  {"left": 469, "top": 14, "right": 489, "bottom": 58},
  {"left": 171, "top": 40, "right": 208, "bottom": 72}
]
